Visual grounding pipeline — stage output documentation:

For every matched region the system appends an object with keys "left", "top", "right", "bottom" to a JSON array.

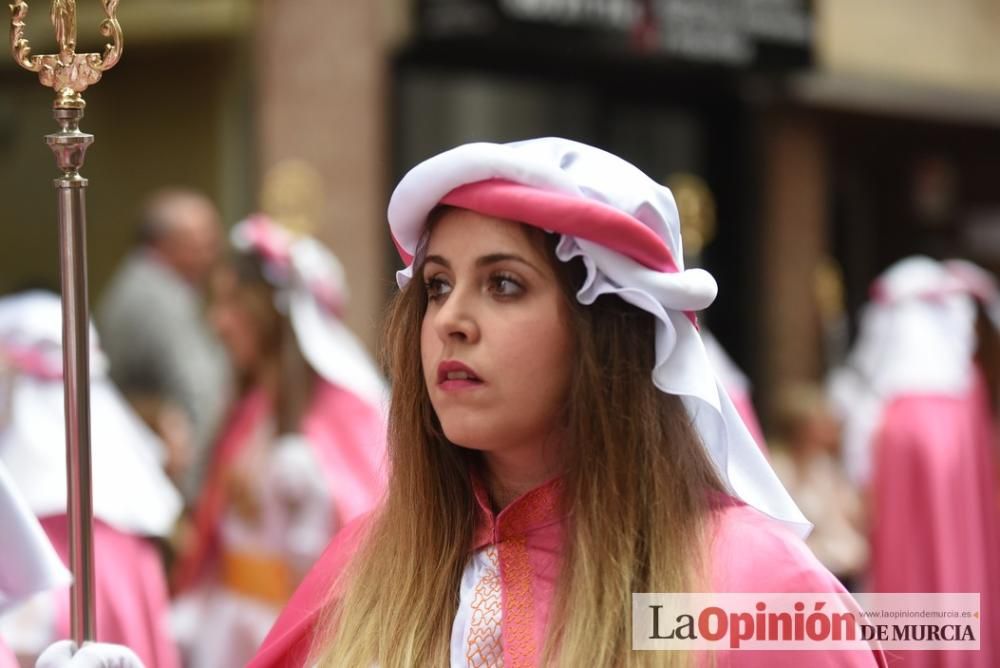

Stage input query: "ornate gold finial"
[
  {"left": 51, "top": 0, "right": 77, "bottom": 58},
  {"left": 666, "top": 172, "right": 717, "bottom": 259},
  {"left": 9, "top": 0, "right": 123, "bottom": 109},
  {"left": 260, "top": 159, "right": 325, "bottom": 238}
]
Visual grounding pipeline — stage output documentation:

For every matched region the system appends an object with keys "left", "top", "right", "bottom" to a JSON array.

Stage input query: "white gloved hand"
[{"left": 36, "top": 640, "right": 146, "bottom": 668}]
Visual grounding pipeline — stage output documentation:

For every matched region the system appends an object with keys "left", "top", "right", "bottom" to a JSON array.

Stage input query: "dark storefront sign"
[{"left": 418, "top": 0, "right": 813, "bottom": 69}]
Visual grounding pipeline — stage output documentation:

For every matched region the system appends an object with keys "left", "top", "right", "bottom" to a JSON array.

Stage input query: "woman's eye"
[
  {"left": 424, "top": 276, "right": 452, "bottom": 301},
  {"left": 489, "top": 274, "right": 524, "bottom": 297}
]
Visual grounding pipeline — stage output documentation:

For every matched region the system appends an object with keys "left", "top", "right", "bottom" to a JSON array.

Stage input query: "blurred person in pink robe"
[
  {"left": 171, "top": 216, "right": 387, "bottom": 668},
  {"left": 248, "top": 139, "right": 884, "bottom": 667},
  {"left": 0, "top": 292, "right": 183, "bottom": 668},
  {"left": 829, "top": 256, "right": 1000, "bottom": 668}
]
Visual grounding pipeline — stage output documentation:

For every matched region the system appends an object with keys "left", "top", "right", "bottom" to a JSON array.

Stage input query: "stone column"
[
  {"left": 757, "top": 111, "right": 830, "bottom": 424},
  {"left": 255, "top": 0, "right": 390, "bottom": 350}
]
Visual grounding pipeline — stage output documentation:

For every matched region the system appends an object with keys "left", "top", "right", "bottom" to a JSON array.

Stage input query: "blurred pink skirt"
[{"left": 41, "top": 515, "right": 179, "bottom": 668}]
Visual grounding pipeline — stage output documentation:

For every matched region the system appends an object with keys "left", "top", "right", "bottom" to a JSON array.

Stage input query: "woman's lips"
[{"left": 437, "top": 360, "right": 484, "bottom": 390}]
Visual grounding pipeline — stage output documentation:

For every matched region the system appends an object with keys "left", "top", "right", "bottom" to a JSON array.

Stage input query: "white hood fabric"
[
  {"left": 229, "top": 216, "right": 388, "bottom": 412},
  {"left": 0, "top": 292, "right": 182, "bottom": 538},
  {"left": 0, "top": 460, "right": 70, "bottom": 614},
  {"left": 946, "top": 258, "right": 1000, "bottom": 331},
  {"left": 828, "top": 256, "right": 981, "bottom": 485}
]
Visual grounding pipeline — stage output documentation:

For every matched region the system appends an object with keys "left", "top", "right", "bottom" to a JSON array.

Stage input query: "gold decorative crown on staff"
[
  {"left": 10, "top": 0, "right": 122, "bottom": 108},
  {"left": 8, "top": 0, "right": 124, "bottom": 648}
]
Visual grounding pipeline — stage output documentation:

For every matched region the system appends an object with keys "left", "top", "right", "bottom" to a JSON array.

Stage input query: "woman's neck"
[{"left": 481, "top": 434, "right": 563, "bottom": 511}]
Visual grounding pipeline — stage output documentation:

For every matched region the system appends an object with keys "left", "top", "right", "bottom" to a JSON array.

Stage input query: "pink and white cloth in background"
[
  {"left": 0, "top": 292, "right": 183, "bottom": 668},
  {"left": 829, "top": 256, "right": 1000, "bottom": 668},
  {"left": 172, "top": 218, "right": 387, "bottom": 668}
]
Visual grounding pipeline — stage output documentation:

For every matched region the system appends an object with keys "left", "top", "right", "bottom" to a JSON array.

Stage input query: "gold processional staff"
[{"left": 8, "top": 0, "right": 123, "bottom": 648}]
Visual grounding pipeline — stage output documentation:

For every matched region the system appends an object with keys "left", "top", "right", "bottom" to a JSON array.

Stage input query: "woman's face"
[
  {"left": 208, "top": 266, "right": 265, "bottom": 375},
  {"left": 420, "top": 209, "right": 573, "bottom": 462}
]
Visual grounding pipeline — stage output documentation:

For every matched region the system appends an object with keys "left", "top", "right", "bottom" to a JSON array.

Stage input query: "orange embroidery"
[
  {"left": 467, "top": 473, "right": 563, "bottom": 667},
  {"left": 466, "top": 546, "right": 504, "bottom": 667},
  {"left": 499, "top": 536, "right": 535, "bottom": 668},
  {"left": 501, "top": 480, "right": 561, "bottom": 538}
]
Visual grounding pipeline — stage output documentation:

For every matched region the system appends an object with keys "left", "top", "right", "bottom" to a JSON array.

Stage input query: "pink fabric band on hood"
[{"left": 398, "top": 178, "right": 695, "bottom": 324}]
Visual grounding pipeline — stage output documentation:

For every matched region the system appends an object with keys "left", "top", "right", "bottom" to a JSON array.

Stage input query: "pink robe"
[
  {"left": 868, "top": 374, "right": 1000, "bottom": 668},
  {"left": 0, "top": 639, "right": 16, "bottom": 668},
  {"left": 40, "top": 516, "right": 179, "bottom": 668},
  {"left": 176, "top": 379, "right": 387, "bottom": 591},
  {"left": 247, "top": 479, "right": 886, "bottom": 667}
]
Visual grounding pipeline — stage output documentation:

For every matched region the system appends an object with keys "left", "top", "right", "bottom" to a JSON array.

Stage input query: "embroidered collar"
[{"left": 470, "top": 473, "right": 564, "bottom": 550}]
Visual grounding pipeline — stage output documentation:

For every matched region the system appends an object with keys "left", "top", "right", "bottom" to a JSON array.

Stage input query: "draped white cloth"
[
  {"left": 0, "top": 461, "right": 69, "bottom": 615},
  {"left": 0, "top": 292, "right": 182, "bottom": 538}
]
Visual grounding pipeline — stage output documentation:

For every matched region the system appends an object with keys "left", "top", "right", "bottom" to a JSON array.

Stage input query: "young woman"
[
  {"left": 171, "top": 216, "right": 387, "bottom": 668},
  {"left": 244, "top": 139, "right": 884, "bottom": 667}
]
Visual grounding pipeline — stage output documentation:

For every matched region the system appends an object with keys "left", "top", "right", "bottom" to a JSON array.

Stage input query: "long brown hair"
[
  {"left": 227, "top": 252, "right": 316, "bottom": 433},
  {"left": 313, "top": 221, "right": 726, "bottom": 666}
]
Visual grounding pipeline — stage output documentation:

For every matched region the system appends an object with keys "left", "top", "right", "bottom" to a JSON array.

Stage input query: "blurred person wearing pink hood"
[
  {"left": 829, "top": 256, "right": 1000, "bottom": 668},
  {"left": 170, "top": 216, "right": 387, "bottom": 668},
  {"left": 0, "top": 292, "right": 183, "bottom": 668}
]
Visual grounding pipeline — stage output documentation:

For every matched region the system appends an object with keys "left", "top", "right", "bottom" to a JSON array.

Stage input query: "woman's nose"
[{"left": 433, "top": 288, "right": 480, "bottom": 344}]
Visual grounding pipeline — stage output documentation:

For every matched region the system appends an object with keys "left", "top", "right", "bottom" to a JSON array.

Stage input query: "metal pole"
[
  {"left": 50, "top": 106, "right": 96, "bottom": 642},
  {"left": 9, "top": 0, "right": 124, "bottom": 647}
]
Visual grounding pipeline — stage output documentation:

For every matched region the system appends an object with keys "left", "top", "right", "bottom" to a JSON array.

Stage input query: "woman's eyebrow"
[
  {"left": 422, "top": 252, "right": 545, "bottom": 276},
  {"left": 423, "top": 254, "right": 450, "bottom": 269},
  {"left": 475, "top": 253, "right": 543, "bottom": 275}
]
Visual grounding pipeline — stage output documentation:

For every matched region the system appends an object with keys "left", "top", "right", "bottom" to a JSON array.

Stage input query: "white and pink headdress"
[
  {"left": 0, "top": 291, "right": 182, "bottom": 538},
  {"left": 229, "top": 216, "right": 387, "bottom": 411},
  {"left": 828, "top": 256, "right": 984, "bottom": 485},
  {"left": 945, "top": 258, "right": 1000, "bottom": 331},
  {"left": 389, "top": 137, "right": 809, "bottom": 535}
]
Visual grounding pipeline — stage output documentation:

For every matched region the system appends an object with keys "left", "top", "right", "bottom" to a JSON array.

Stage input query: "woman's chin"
[
  {"left": 441, "top": 424, "right": 497, "bottom": 454},
  {"left": 447, "top": 436, "right": 492, "bottom": 454}
]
